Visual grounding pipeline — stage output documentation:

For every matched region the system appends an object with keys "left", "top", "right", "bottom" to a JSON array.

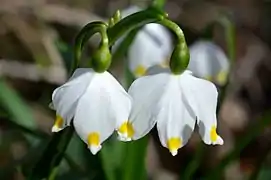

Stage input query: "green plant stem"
[
  {"left": 28, "top": 127, "right": 74, "bottom": 180},
  {"left": 73, "top": 22, "right": 108, "bottom": 73},
  {"left": 220, "top": 16, "right": 235, "bottom": 64},
  {"left": 107, "top": 9, "right": 166, "bottom": 46}
]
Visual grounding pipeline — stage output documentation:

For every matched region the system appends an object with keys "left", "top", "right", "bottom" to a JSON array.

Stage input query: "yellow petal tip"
[
  {"left": 170, "top": 150, "right": 178, "bottom": 156},
  {"left": 52, "top": 115, "right": 64, "bottom": 132},
  {"left": 210, "top": 125, "right": 223, "bottom": 145},
  {"left": 87, "top": 132, "right": 100, "bottom": 146},
  {"left": 167, "top": 137, "right": 182, "bottom": 156},
  {"left": 88, "top": 145, "right": 102, "bottom": 155},
  {"left": 51, "top": 126, "right": 62, "bottom": 133},
  {"left": 118, "top": 121, "right": 134, "bottom": 141}
]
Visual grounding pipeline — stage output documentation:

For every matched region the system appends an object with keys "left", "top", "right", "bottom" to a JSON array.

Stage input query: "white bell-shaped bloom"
[
  {"left": 188, "top": 40, "right": 230, "bottom": 86},
  {"left": 124, "top": 68, "right": 223, "bottom": 156},
  {"left": 51, "top": 68, "right": 132, "bottom": 155},
  {"left": 112, "top": 6, "right": 173, "bottom": 78}
]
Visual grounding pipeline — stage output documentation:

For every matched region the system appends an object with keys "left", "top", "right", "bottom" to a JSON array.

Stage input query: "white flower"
[
  {"left": 188, "top": 40, "right": 230, "bottom": 86},
  {"left": 112, "top": 6, "right": 173, "bottom": 78},
  {"left": 124, "top": 69, "right": 223, "bottom": 156},
  {"left": 51, "top": 68, "right": 132, "bottom": 155}
]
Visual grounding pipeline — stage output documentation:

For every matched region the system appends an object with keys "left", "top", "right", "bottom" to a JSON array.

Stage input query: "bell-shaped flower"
[
  {"left": 51, "top": 68, "right": 132, "bottom": 155},
  {"left": 122, "top": 67, "right": 223, "bottom": 156},
  {"left": 188, "top": 40, "right": 230, "bottom": 86},
  {"left": 112, "top": 6, "right": 173, "bottom": 78}
]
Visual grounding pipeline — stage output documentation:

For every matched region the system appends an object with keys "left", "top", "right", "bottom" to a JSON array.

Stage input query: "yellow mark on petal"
[
  {"left": 54, "top": 115, "right": 64, "bottom": 128},
  {"left": 167, "top": 137, "right": 182, "bottom": 155},
  {"left": 204, "top": 75, "right": 213, "bottom": 82},
  {"left": 210, "top": 126, "right": 218, "bottom": 143},
  {"left": 87, "top": 132, "right": 100, "bottom": 146},
  {"left": 216, "top": 71, "right": 228, "bottom": 85},
  {"left": 118, "top": 121, "right": 135, "bottom": 138},
  {"left": 134, "top": 65, "right": 147, "bottom": 77},
  {"left": 52, "top": 115, "right": 64, "bottom": 132}
]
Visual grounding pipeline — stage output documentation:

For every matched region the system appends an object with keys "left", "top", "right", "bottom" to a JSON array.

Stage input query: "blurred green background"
[{"left": 1, "top": 0, "right": 271, "bottom": 180}]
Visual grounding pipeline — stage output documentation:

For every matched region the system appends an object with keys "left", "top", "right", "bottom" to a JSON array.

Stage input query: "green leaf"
[
  {"left": 258, "top": 168, "right": 271, "bottom": 180},
  {"left": 0, "top": 78, "right": 37, "bottom": 142},
  {"left": 121, "top": 137, "right": 149, "bottom": 180},
  {"left": 28, "top": 127, "right": 74, "bottom": 180}
]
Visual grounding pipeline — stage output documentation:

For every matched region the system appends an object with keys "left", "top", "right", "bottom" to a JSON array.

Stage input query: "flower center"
[
  {"left": 210, "top": 126, "right": 218, "bottom": 142},
  {"left": 167, "top": 137, "right": 182, "bottom": 156},
  {"left": 118, "top": 121, "right": 135, "bottom": 138},
  {"left": 87, "top": 132, "right": 100, "bottom": 146}
]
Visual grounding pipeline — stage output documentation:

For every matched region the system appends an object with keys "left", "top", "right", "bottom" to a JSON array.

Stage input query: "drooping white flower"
[
  {"left": 51, "top": 68, "right": 132, "bottom": 154},
  {"left": 123, "top": 68, "right": 223, "bottom": 156},
  {"left": 112, "top": 6, "right": 173, "bottom": 77},
  {"left": 188, "top": 40, "right": 230, "bottom": 86}
]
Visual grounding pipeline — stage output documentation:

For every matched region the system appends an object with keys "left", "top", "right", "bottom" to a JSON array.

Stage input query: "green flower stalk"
[
  {"left": 90, "top": 28, "right": 112, "bottom": 72},
  {"left": 169, "top": 42, "right": 190, "bottom": 74}
]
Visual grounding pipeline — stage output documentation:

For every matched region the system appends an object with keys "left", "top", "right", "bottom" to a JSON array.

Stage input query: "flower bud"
[
  {"left": 169, "top": 42, "right": 190, "bottom": 74},
  {"left": 113, "top": 10, "right": 121, "bottom": 23}
]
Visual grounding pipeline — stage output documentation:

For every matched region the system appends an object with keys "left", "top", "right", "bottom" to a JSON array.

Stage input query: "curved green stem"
[
  {"left": 107, "top": 8, "right": 166, "bottom": 46},
  {"left": 72, "top": 21, "right": 108, "bottom": 75},
  {"left": 158, "top": 18, "right": 185, "bottom": 42}
]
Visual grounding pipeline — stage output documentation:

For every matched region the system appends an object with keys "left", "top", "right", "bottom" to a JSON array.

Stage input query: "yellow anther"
[
  {"left": 118, "top": 121, "right": 135, "bottom": 138},
  {"left": 54, "top": 115, "right": 64, "bottom": 128},
  {"left": 210, "top": 125, "right": 218, "bottom": 143},
  {"left": 87, "top": 132, "right": 100, "bottom": 146},
  {"left": 167, "top": 137, "right": 182, "bottom": 155},
  {"left": 134, "top": 65, "right": 147, "bottom": 77},
  {"left": 216, "top": 71, "right": 228, "bottom": 85}
]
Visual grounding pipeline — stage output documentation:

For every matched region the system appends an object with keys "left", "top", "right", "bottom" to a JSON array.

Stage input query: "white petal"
[
  {"left": 188, "top": 40, "right": 229, "bottom": 85},
  {"left": 156, "top": 76, "right": 196, "bottom": 156},
  {"left": 111, "top": 6, "right": 172, "bottom": 78},
  {"left": 73, "top": 72, "right": 131, "bottom": 154},
  {"left": 146, "top": 65, "right": 171, "bottom": 76},
  {"left": 127, "top": 24, "right": 172, "bottom": 77},
  {"left": 102, "top": 72, "right": 133, "bottom": 141},
  {"left": 128, "top": 73, "right": 170, "bottom": 140},
  {"left": 51, "top": 68, "right": 94, "bottom": 132},
  {"left": 180, "top": 71, "right": 223, "bottom": 145}
]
